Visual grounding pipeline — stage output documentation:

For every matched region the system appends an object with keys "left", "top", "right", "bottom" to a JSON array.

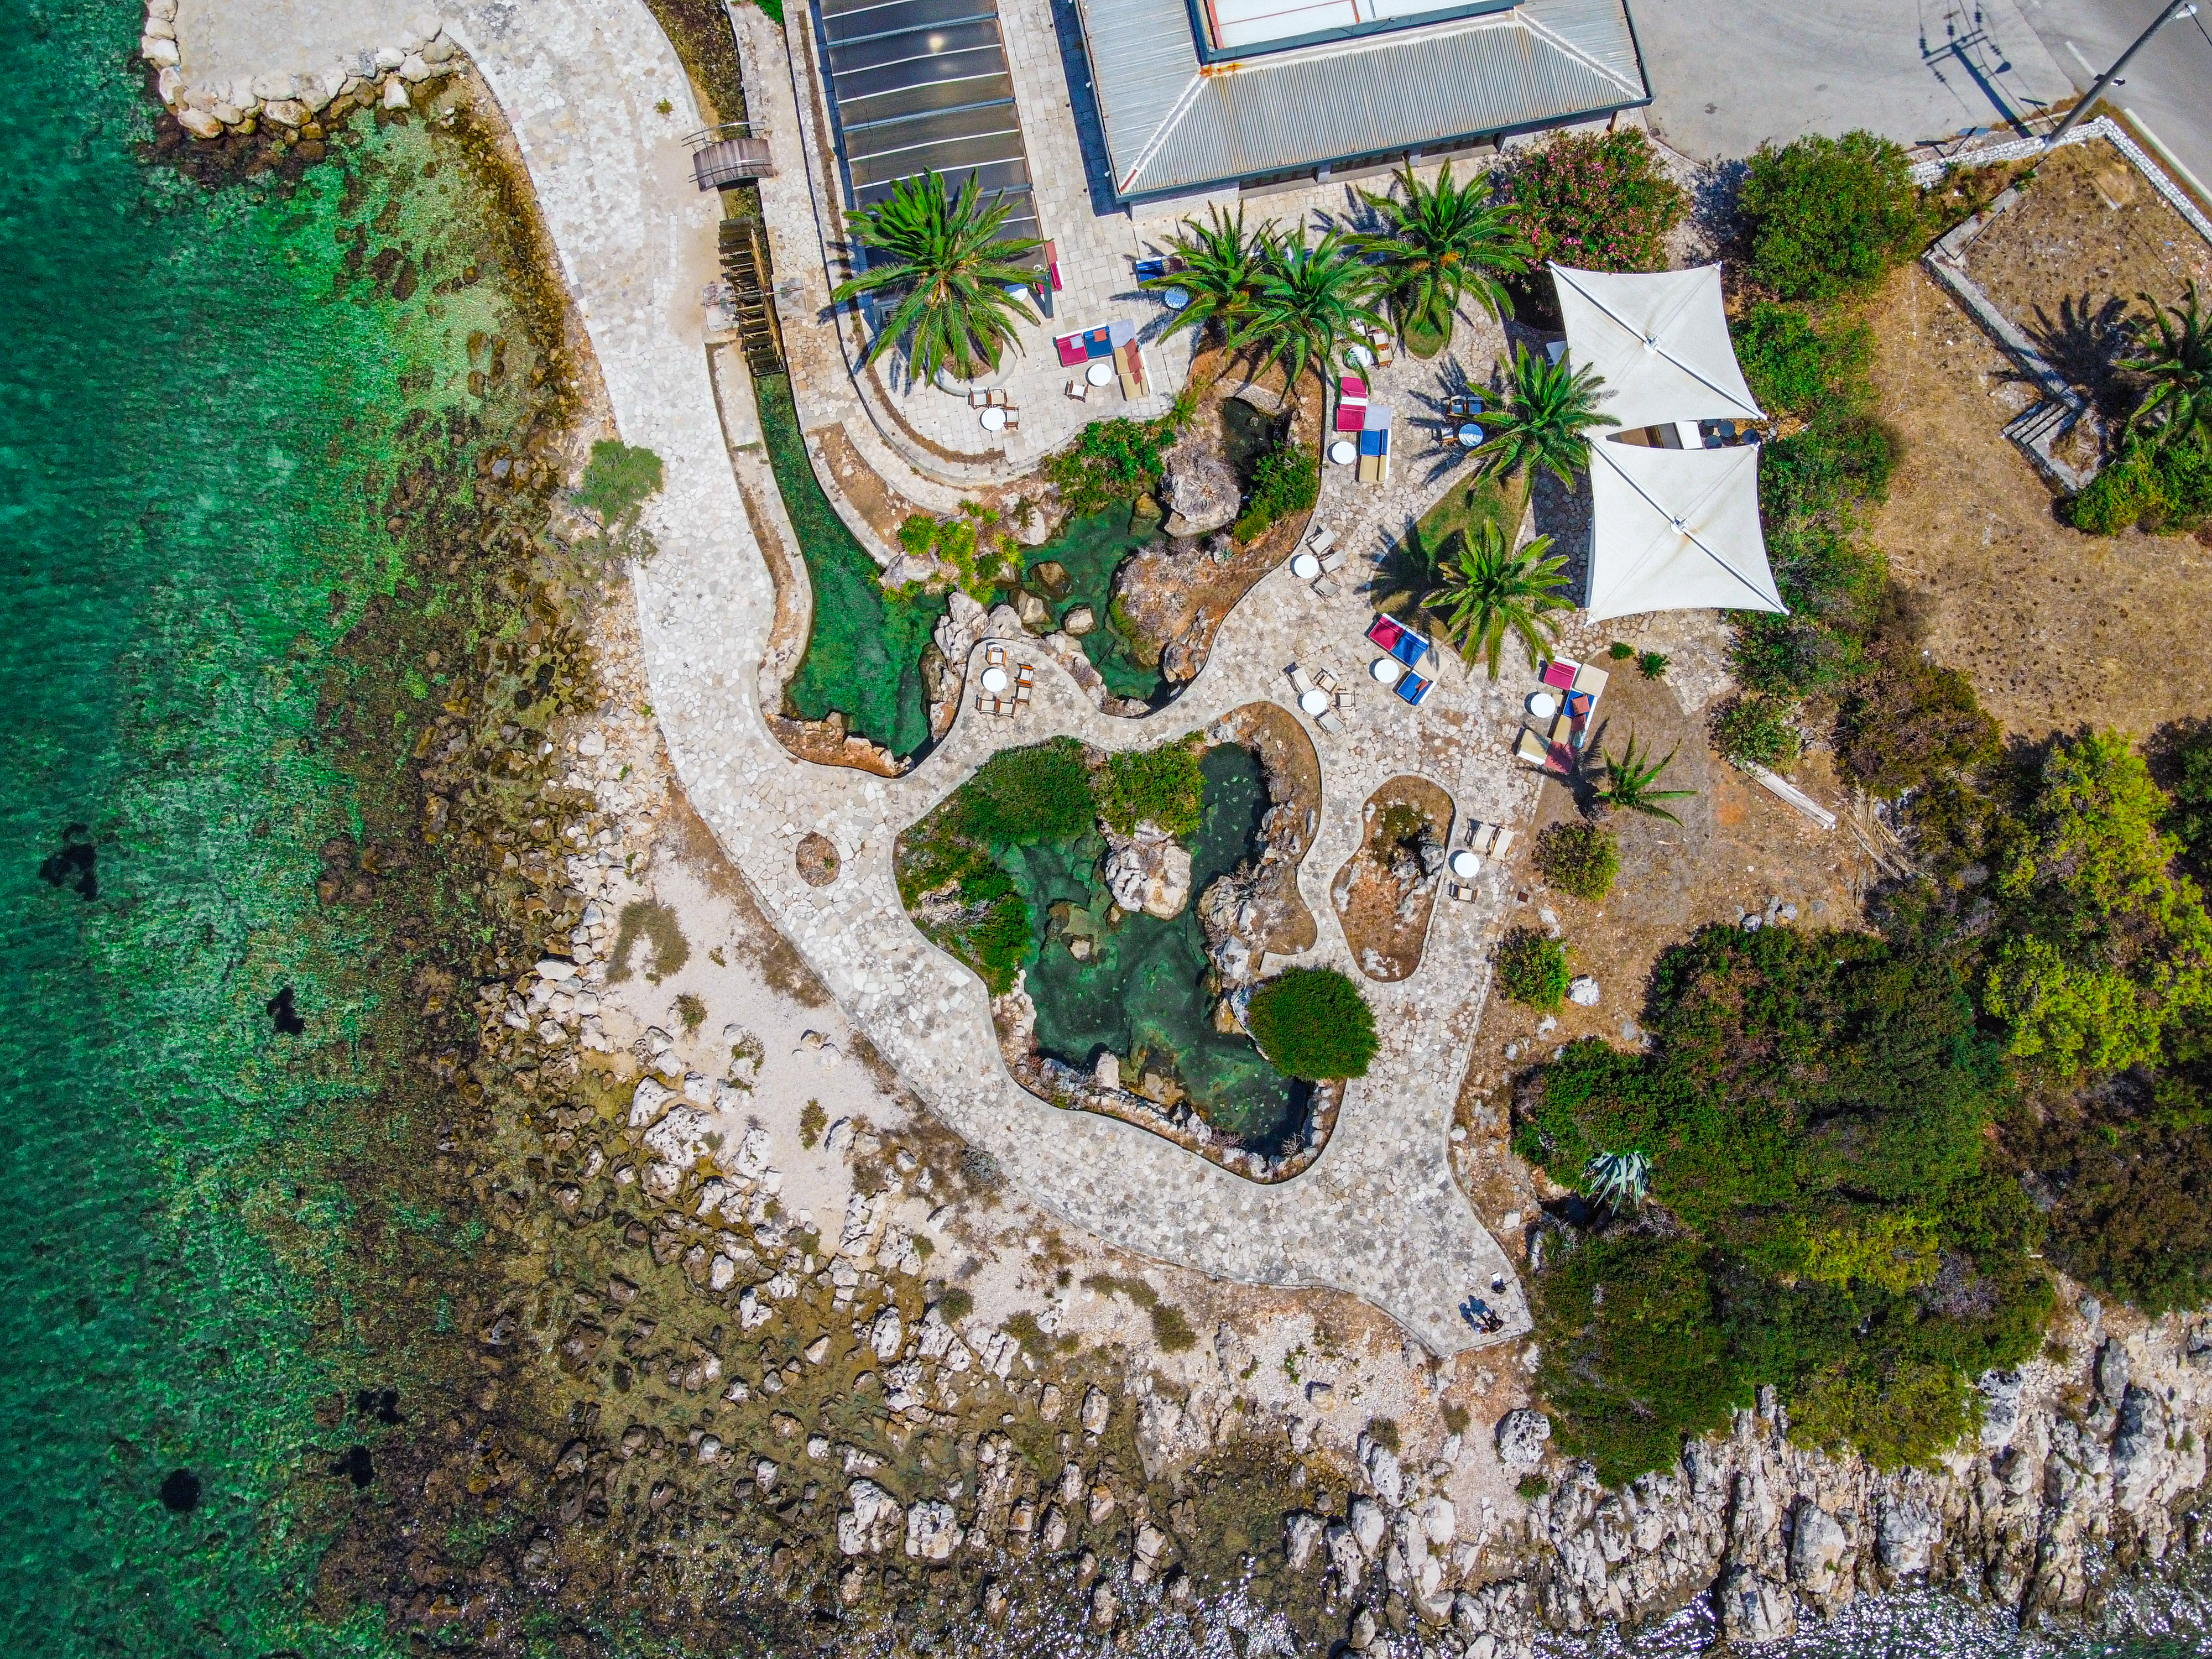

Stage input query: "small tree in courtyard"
[
  {"left": 1247, "top": 967, "right": 1378, "bottom": 1080},
  {"left": 1475, "top": 343, "right": 1619, "bottom": 487}
]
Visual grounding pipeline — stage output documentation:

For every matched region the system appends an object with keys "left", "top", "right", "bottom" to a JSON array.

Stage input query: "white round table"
[
  {"left": 1085, "top": 359, "right": 1114, "bottom": 387},
  {"left": 979, "top": 406, "right": 1008, "bottom": 431},
  {"left": 1290, "top": 551, "right": 1321, "bottom": 580},
  {"left": 980, "top": 665, "right": 1010, "bottom": 695},
  {"left": 1369, "top": 656, "right": 1404, "bottom": 685},
  {"left": 1162, "top": 286, "right": 1190, "bottom": 310},
  {"left": 1345, "top": 344, "right": 1374, "bottom": 369},
  {"left": 1297, "top": 687, "right": 1330, "bottom": 716},
  {"left": 1458, "top": 422, "right": 1485, "bottom": 446},
  {"left": 1328, "top": 439, "right": 1356, "bottom": 466},
  {"left": 1528, "top": 691, "right": 1558, "bottom": 719},
  {"left": 1449, "top": 849, "right": 1481, "bottom": 880}
]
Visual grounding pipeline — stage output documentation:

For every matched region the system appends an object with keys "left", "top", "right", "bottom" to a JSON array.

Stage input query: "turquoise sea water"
[
  {"left": 1, "top": 4, "right": 537, "bottom": 1652},
  {"left": 4, "top": 4, "right": 2211, "bottom": 1656}
]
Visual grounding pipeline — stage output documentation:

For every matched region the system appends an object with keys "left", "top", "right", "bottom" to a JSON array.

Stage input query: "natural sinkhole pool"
[
  {"left": 1008, "top": 743, "right": 1308, "bottom": 1153},
  {"left": 1019, "top": 504, "right": 1164, "bottom": 703}
]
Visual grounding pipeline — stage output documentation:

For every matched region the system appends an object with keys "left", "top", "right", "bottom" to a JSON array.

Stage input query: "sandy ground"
[{"left": 1866, "top": 263, "right": 2212, "bottom": 744}]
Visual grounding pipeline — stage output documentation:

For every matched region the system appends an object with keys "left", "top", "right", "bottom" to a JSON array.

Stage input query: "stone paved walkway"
[{"left": 173, "top": 0, "right": 1570, "bottom": 1357}]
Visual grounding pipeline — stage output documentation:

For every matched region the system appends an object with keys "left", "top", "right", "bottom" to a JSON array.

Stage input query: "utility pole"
[{"left": 2049, "top": 1, "right": 2201, "bottom": 142}]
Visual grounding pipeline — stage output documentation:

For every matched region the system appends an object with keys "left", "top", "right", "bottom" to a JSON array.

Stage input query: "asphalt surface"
[
  {"left": 2015, "top": 0, "right": 2212, "bottom": 202},
  {"left": 1634, "top": 0, "right": 2074, "bottom": 160}
]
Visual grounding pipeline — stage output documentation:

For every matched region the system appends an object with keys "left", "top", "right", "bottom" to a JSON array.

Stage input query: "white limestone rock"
[
  {"left": 1495, "top": 1408, "right": 1552, "bottom": 1471},
  {"left": 837, "top": 1479, "right": 902, "bottom": 1555}
]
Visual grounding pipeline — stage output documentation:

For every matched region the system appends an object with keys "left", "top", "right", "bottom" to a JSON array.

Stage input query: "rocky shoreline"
[{"left": 141, "top": 2, "right": 461, "bottom": 138}]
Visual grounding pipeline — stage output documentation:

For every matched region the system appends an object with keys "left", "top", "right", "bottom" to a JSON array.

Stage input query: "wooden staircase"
[{"left": 717, "top": 217, "right": 784, "bottom": 377}]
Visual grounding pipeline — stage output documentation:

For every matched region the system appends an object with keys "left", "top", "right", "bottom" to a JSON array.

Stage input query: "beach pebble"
[
  {"left": 1567, "top": 975, "right": 1600, "bottom": 1006},
  {"left": 178, "top": 107, "right": 225, "bottom": 139},
  {"left": 381, "top": 75, "right": 411, "bottom": 109}
]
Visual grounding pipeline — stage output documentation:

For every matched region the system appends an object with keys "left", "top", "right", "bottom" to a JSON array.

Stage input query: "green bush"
[
  {"left": 956, "top": 737, "right": 1095, "bottom": 845},
  {"left": 1504, "top": 129, "right": 1688, "bottom": 273},
  {"left": 1710, "top": 695, "right": 1803, "bottom": 770},
  {"left": 1981, "top": 732, "right": 2212, "bottom": 1077},
  {"left": 575, "top": 439, "right": 664, "bottom": 528},
  {"left": 2164, "top": 722, "right": 2212, "bottom": 872},
  {"left": 1496, "top": 928, "right": 1570, "bottom": 1009},
  {"left": 1732, "top": 302, "right": 1875, "bottom": 415},
  {"left": 1739, "top": 131, "right": 1927, "bottom": 302},
  {"left": 895, "top": 502, "right": 1020, "bottom": 601},
  {"left": 2068, "top": 442, "right": 2212, "bottom": 536},
  {"left": 1838, "top": 649, "right": 1999, "bottom": 796},
  {"left": 1044, "top": 415, "right": 1179, "bottom": 515},
  {"left": 1232, "top": 445, "right": 1321, "bottom": 544},
  {"left": 1534, "top": 821, "right": 1619, "bottom": 901},
  {"left": 1098, "top": 739, "right": 1205, "bottom": 837},
  {"left": 1520, "top": 925, "right": 2051, "bottom": 1482},
  {"left": 1247, "top": 967, "right": 1379, "bottom": 1080}
]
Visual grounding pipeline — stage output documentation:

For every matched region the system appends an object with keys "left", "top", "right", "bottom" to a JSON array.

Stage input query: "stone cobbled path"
[{"left": 176, "top": 0, "right": 1573, "bottom": 1356}]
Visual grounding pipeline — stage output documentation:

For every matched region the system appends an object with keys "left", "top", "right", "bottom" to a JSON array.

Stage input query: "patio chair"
[
  {"left": 1490, "top": 827, "right": 1515, "bottom": 860},
  {"left": 1313, "top": 667, "right": 1338, "bottom": 693},
  {"left": 1312, "top": 575, "right": 1339, "bottom": 599},
  {"left": 1514, "top": 729, "right": 1552, "bottom": 768},
  {"left": 1467, "top": 822, "right": 1499, "bottom": 855},
  {"left": 968, "top": 389, "right": 992, "bottom": 409},
  {"left": 977, "top": 694, "right": 1001, "bottom": 714},
  {"left": 1318, "top": 547, "right": 1346, "bottom": 573},
  {"left": 1447, "top": 880, "right": 1478, "bottom": 903},
  {"left": 1286, "top": 663, "right": 1315, "bottom": 696},
  {"left": 1014, "top": 662, "right": 1035, "bottom": 689},
  {"left": 1316, "top": 709, "right": 1344, "bottom": 735},
  {"left": 1305, "top": 525, "right": 1337, "bottom": 559},
  {"left": 1003, "top": 408, "right": 1020, "bottom": 430},
  {"left": 1066, "top": 378, "right": 1089, "bottom": 401},
  {"left": 1333, "top": 687, "right": 1354, "bottom": 710},
  {"left": 984, "top": 641, "right": 1008, "bottom": 667}
]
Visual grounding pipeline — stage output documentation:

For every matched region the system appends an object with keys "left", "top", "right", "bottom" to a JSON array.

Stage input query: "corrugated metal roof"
[{"left": 1077, "top": 0, "right": 1648, "bottom": 200}]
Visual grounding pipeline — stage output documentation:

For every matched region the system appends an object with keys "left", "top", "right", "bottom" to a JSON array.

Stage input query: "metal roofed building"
[{"left": 1074, "top": 0, "right": 1651, "bottom": 204}]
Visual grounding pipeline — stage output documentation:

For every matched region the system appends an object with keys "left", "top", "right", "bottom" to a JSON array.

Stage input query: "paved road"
[
  {"left": 2015, "top": 0, "right": 2212, "bottom": 201},
  {"left": 1635, "top": 0, "right": 2074, "bottom": 160}
]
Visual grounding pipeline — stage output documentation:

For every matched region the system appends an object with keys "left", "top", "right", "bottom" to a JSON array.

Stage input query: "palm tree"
[
  {"left": 2122, "top": 281, "right": 2211, "bottom": 451},
  {"left": 1354, "top": 163, "right": 1530, "bottom": 354},
  {"left": 1474, "top": 342, "right": 1620, "bottom": 486},
  {"left": 1423, "top": 520, "right": 1572, "bottom": 679},
  {"left": 1143, "top": 205, "right": 1271, "bottom": 348},
  {"left": 830, "top": 171, "right": 1044, "bottom": 383},
  {"left": 1237, "top": 228, "right": 1386, "bottom": 389},
  {"left": 1593, "top": 732, "right": 1695, "bottom": 823}
]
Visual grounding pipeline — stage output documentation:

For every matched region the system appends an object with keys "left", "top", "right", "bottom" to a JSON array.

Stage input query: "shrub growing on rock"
[
  {"left": 1232, "top": 445, "right": 1319, "bottom": 544},
  {"left": 1246, "top": 967, "right": 1378, "bottom": 1079},
  {"left": 1739, "top": 131, "right": 1926, "bottom": 302},
  {"left": 1534, "top": 821, "right": 1619, "bottom": 902},
  {"left": 1496, "top": 928, "right": 1571, "bottom": 1009},
  {"left": 1045, "top": 415, "right": 1181, "bottom": 517},
  {"left": 1097, "top": 739, "right": 1206, "bottom": 837}
]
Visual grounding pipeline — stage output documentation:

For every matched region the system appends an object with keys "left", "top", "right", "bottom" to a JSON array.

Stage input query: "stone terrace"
[{"left": 169, "top": 0, "right": 1593, "bottom": 1355}]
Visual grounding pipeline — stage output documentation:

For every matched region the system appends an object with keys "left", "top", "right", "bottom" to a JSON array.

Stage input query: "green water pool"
[
  {"left": 1020, "top": 505, "right": 1164, "bottom": 703},
  {"left": 754, "top": 370, "right": 944, "bottom": 756},
  {"left": 1013, "top": 744, "right": 1305, "bottom": 1151}
]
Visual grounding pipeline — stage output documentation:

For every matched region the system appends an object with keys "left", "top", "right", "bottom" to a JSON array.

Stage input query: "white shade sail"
[
  {"left": 1585, "top": 440, "right": 1783, "bottom": 623},
  {"left": 1551, "top": 263, "right": 1764, "bottom": 431}
]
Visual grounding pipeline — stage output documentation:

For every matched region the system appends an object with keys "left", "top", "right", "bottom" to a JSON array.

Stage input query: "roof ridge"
[
  {"left": 1516, "top": 2, "right": 1644, "bottom": 100},
  {"left": 1119, "top": 67, "right": 1210, "bottom": 195}
]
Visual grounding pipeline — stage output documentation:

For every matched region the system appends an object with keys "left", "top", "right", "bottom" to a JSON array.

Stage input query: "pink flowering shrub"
[{"left": 1504, "top": 130, "right": 1687, "bottom": 274}]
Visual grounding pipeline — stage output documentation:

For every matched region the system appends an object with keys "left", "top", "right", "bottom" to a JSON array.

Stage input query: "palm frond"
[
  {"left": 2121, "top": 280, "right": 2211, "bottom": 451},
  {"left": 829, "top": 170, "right": 1043, "bottom": 382},
  {"left": 1142, "top": 205, "right": 1272, "bottom": 347},
  {"left": 1353, "top": 162, "right": 1531, "bottom": 335},
  {"left": 1236, "top": 228, "right": 1386, "bottom": 390},
  {"left": 1593, "top": 732, "right": 1695, "bottom": 823},
  {"left": 1473, "top": 341, "right": 1620, "bottom": 487},
  {"left": 1417, "top": 520, "right": 1572, "bottom": 679}
]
